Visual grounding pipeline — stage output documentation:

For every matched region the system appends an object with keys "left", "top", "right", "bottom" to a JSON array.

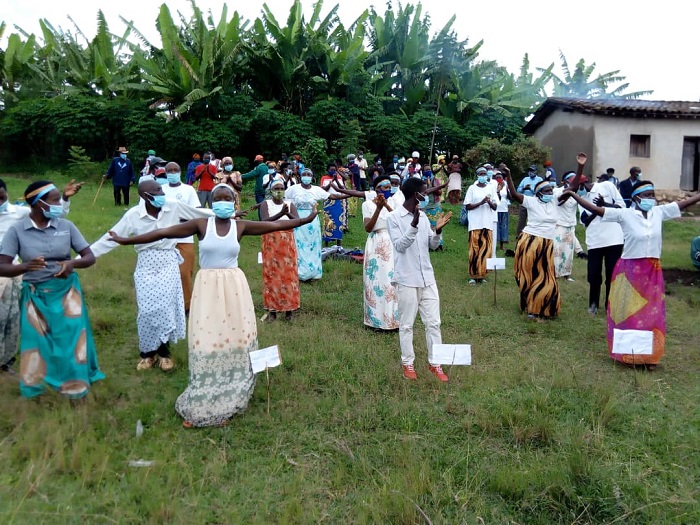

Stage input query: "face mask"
[
  {"left": 120, "top": 153, "right": 127, "bottom": 160},
  {"left": 634, "top": 172, "right": 642, "bottom": 179},
  {"left": 39, "top": 199, "right": 63, "bottom": 219},
  {"left": 301, "top": 176, "right": 312, "bottom": 185},
  {"left": 224, "top": 165, "right": 233, "bottom": 172},
  {"left": 393, "top": 157, "right": 398, "bottom": 162},
  {"left": 268, "top": 168, "right": 276, "bottom": 175},
  {"left": 577, "top": 188, "right": 588, "bottom": 197},
  {"left": 539, "top": 194, "right": 553, "bottom": 203},
  {"left": 486, "top": 170, "right": 494, "bottom": 178},
  {"left": 390, "top": 186, "right": 398, "bottom": 194},
  {"left": 146, "top": 193, "right": 166, "bottom": 208},
  {"left": 329, "top": 169, "right": 336, "bottom": 175},
  {"left": 271, "top": 190, "right": 285, "bottom": 200},
  {"left": 377, "top": 160, "right": 382, "bottom": 165},
  {"left": 529, "top": 172, "right": 536, "bottom": 178},
  {"left": 358, "top": 155, "right": 363, "bottom": 159},
  {"left": 549, "top": 181, "right": 557, "bottom": 187},
  {"left": 477, "top": 176, "right": 488, "bottom": 184},
  {"left": 418, "top": 197, "right": 429, "bottom": 209},
  {"left": 0, "top": 201, "right": 8, "bottom": 213},
  {"left": 203, "top": 158, "right": 211, "bottom": 165},
  {"left": 166, "top": 173, "right": 180, "bottom": 184},
  {"left": 398, "top": 164, "right": 405, "bottom": 170},
  {"left": 212, "top": 201, "right": 235, "bottom": 219},
  {"left": 378, "top": 189, "right": 391, "bottom": 199},
  {"left": 638, "top": 198, "right": 655, "bottom": 211},
  {"left": 157, "top": 177, "right": 169, "bottom": 186}
]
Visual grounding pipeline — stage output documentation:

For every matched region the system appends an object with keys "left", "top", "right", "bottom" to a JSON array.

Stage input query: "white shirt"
[
  {"left": 464, "top": 183, "right": 497, "bottom": 231},
  {"left": 602, "top": 202, "right": 681, "bottom": 259},
  {"left": 91, "top": 200, "right": 212, "bottom": 257},
  {"left": 387, "top": 206, "right": 442, "bottom": 287},
  {"left": 284, "top": 184, "right": 329, "bottom": 210},
  {"left": 521, "top": 195, "right": 557, "bottom": 239},
  {"left": 584, "top": 181, "right": 625, "bottom": 249},
  {"left": 162, "top": 183, "right": 201, "bottom": 244},
  {"left": 553, "top": 187, "right": 579, "bottom": 227},
  {"left": 356, "top": 158, "right": 368, "bottom": 179},
  {"left": 362, "top": 199, "right": 392, "bottom": 232},
  {"left": 496, "top": 184, "right": 510, "bottom": 213}
]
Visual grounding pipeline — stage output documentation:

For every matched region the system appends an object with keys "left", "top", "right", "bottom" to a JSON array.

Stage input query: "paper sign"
[
  {"left": 249, "top": 345, "right": 282, "bottom": 374},
  {"left": 257, "top": 252, "right": 263, "bottom": 264},
  {"left": 612, "top": 329, "right": 653, "bottom": 355},
  {"left": 432, "top": 344, "right": 472, "bottom": 366},
  {"left": 486, "top": 257, "right": 506, "bottom": 270}
]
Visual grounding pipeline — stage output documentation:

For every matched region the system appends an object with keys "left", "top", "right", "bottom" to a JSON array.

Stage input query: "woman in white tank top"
[{"left": 108, "top": 184, "right": 318, "bottom": 428}]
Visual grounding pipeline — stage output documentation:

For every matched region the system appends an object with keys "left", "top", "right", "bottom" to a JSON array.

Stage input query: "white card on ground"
[
  {"left": 612, "top": 329, "right": 653, "bottom": 355},
  {"left": 257, "top": 252, "right": 263, "bottom": 264},
  {"left": 432, "top": 344, "right": 472, "bottom": 365},
  {"left": 486, "top": 257, "right": 506, "bottom": 270},
  {"left": 250, "top": 345, "right": 282, "bottom": 374}
]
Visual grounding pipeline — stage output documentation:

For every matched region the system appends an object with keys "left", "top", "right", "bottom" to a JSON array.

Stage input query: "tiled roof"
[{"left": 523, "top": 98, "right": 700, "bottom": 134}]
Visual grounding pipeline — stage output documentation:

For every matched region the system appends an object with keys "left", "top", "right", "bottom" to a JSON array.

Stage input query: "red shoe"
[
  {"left": 402, "top": 364, "right": 417, "bottom": 380},
  {"left": 428, "top": 365, "right": 449, "bottom": 382}
]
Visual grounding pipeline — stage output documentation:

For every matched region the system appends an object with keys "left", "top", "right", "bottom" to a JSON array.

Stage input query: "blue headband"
[
  {"left": 631, "top": 184, "right": 654, "bottom": 198},
  {"left": 26, "top": 184, "right": 57, "bottom": 205}
]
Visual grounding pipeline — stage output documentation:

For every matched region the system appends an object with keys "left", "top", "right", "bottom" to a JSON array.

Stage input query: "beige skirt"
[{"left": 176, "top": 268, "right": 257, "bottom": 427}]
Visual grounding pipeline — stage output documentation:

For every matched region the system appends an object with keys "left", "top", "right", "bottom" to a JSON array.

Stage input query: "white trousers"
[{"left": 396, "top": 283, "right": 442, "bottom": 366}]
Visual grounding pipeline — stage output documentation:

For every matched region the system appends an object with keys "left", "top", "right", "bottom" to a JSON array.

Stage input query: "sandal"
[{"left": 182, "top": 420, "right": 194, "bottom": 429}]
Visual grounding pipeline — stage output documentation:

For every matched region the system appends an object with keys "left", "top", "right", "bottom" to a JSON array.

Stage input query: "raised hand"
[
  {"left": 576, "top": 153, "right": 588, "bottom": 166},
  {"left": 107, "top": 230, "right": 128, "bottom": 244},
  {"left": 280, "top": 203, "right": 290, "bottom": 217},
  {"left": 435, "top": 211, "right": 453, "bottom": 231},
  {"left": 411, "top": 204, "right": 421, "bottom": 228},
  {"left": 498, "top": 163, "right": 511, "bottom": 178},
  {"left": 373, "top": 193, "right": 386, "bottom": 208},
  {"left": 63, "top": 179, "right": 85, "bottom": 198}
]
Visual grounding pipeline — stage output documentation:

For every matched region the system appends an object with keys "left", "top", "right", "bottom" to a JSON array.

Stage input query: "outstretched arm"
[
  {"left": 678, "top": 192, "right": 700, "bottom": 211},
  {"left": 108, "top": 220, "right": 205, "bottom": 246},
  {"left": 564, "top": 191, "right": 606, "bottom": 217},
  {"left": 237, "top": 208, "right": 317, "bottom": 239},
  {"left": 500, "top": 164, "right": 523, "bottom": 204},
  {"left": 558, "top": 153, "right": 587, "bottom": 204}
]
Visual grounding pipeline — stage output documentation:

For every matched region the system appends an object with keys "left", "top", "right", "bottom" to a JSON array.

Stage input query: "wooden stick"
[
  {"left": 493, "top": 268, "right": 497, "bottom": 306},
  {"left": 92, "top": 177, "right": 106, "bottom": 206}
]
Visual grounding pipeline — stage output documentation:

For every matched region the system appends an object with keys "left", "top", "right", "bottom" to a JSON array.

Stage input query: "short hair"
[
  {"left": 401, "top": 177, "right": 425, "bottom": 199},
  {"left": 630, "top": 166, "right": 641, "bottom": 175},
  {"left": 606, "top": 167, "right": 615, "bottom": 174},
  {"left": 0, "top": 178, "right": 6, "bottom": 191},
  {"left": 373, "top": 174, "right": 391, "bottom": 188}
]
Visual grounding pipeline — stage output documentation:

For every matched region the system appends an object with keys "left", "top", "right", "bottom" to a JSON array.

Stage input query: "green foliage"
[
  {"left": 66, "top": 145, "right": 104, "bottom": 181},
  {"left": 300, "top": 137, "right": 329, "bottom": 173},
  {"left": 250, "top": 107, "right": 315, "bottom": 159},
  {"left": 463, "top": 136, "right": 550, "bottom": 179}
]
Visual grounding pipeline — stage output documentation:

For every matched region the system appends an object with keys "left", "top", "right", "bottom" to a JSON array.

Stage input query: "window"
[{"left": 630, "top": 135, "right": 650, "bottom": 158}]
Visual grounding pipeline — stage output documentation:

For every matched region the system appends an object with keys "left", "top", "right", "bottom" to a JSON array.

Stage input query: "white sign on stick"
[
  {"left": 486, "top": 257, "right": 506, "bottom": 270},
  {"left": 258, "top": 252, "right": 263, "bottom": 264},
  {"left": 250, "top": 345, "right": 282, "bottom": 373},
  {"left": 612, "top": 329, "right": 653, "bottom": 355},
  {"left": 432, "top": 344, "right": 472, "bottom": 366}
]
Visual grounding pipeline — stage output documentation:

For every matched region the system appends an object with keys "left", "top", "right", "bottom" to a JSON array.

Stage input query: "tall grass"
[{"left": 0, "top": 175, "right": 698, "bottom": 524}]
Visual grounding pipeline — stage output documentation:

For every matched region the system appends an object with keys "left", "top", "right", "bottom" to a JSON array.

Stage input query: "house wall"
[{"left": 532, "top": 108, "right": 700, "bottom": 190}]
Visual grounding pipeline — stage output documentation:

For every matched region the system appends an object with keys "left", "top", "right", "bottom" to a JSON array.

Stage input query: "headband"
[
  {"left": 631, "top": 184, "right": 654, "bottom": 197},
  {"left": 270, "top": 178, "right": 285, "bottom": 189},
  {"left": 534, "top": 180, "right": 549, "bottom": 194},
  {"left": 389, "top": 174, "right": 401, "bottom": 180},
  {"left": 25, "top": 184, "right": 56, "bottom": 205},
  {"left": 212, "top": 183, "right": 236, "bottom": 196}
]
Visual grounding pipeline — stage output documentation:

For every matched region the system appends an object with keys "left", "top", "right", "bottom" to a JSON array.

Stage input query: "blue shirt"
[{"left": 517, "top": 175, "right": 543, "bottom": 197}]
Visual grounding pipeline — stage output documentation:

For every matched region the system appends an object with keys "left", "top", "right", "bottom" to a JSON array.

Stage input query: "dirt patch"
[{"left": 663, "top": 268, "right": 700, "bottom": 286}]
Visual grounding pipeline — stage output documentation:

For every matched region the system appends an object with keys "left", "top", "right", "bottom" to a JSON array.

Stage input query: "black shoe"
[{"left": 577, "top": 251, "right": 588, "bottom": 260}]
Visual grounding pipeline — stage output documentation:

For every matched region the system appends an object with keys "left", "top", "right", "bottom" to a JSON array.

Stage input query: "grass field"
[{"left": 0, "top": 174, "right": 699, "bottom": 524}]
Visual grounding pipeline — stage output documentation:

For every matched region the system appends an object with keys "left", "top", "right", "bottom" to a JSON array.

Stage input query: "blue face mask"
[
  {"left": 120, "top": 153, "right": 127, "bottom": 160},
  {"left": 329, "top": 169, "right": 336, "bottom": 175},
  {"left": 268, "top": 168, "right": 276, "bottom": 175},
  {"left": 393, "top": 157, "right": 398, "bottom": 163},
  {"left": 477, "top": 176, "right": 488, "bottom": 184},
  {"left": 486, "top": 170, "right": 494, "bottom": 178},
  {"left": 212, "top": 201, "right": 235, "bottom": 219},
  {"left": 417, "top": 196, "right": 429, "bottom": 209},
  {"left": 380, "top": 189, "right": 392, "bottom": 199},
  {"left": 549, "top": 181, "right": 557, "bottom": 187},
  {"left": 157, "top": 177, "right": 169, "bottom": 186},
  {"left": 577, "top": 188, "right": 588, "bottom": 197},
  {"left": 224, "top": 165, "right": 233, "bottom": 172},
  {"left": 0, "top": 201, "right": 8, "bottom": 213},
  {"left": 39, "top": 199, "right": 62, "bottom": 219},
  {"left": 539, "top": 194, "right": 553, "bottom": 203},
  {"left": 146, "top": 193, "right": 166, "bottom": 208},
  {"left": 638, "top": 198, "right": 655, "bottom": 211},
  {"left": 390, "top": 186, "right": 399, "bottom": 194},
  {"left": 166, "top": 173, "right": 180, "bottom": 184},
  {"left": 301, "top": 176, "right": 312, "bottom": 185}
]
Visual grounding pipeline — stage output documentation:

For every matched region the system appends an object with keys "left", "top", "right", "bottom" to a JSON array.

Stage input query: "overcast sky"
[{"left": 4, "top": 0, "right": 700, "bottom": 102}]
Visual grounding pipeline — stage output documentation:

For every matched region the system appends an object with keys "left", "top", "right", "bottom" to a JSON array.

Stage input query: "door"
[{"left": 681, "top": 138, "right": 700, "bottom": 191}]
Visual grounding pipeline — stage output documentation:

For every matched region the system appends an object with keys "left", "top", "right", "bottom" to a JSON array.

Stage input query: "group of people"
[{"left": 1, "top": 146, "right": 698, "bottom": 425}]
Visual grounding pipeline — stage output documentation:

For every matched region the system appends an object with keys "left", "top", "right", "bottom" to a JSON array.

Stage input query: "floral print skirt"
[{"left": 363, "top": 229, "right": 399, "bottom": 330}]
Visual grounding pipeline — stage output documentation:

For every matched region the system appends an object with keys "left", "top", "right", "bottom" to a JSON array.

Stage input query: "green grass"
[{"left": 1, "top": 174, "right": 699, "bottom": 524}]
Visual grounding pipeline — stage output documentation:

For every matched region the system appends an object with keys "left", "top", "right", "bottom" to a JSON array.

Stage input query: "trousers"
[
  {"left": 397, "top": 283, "right": 442, "bottom": 366},
  {"left": 587, "top": 244, "right": 623, "bottom": 309}
]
